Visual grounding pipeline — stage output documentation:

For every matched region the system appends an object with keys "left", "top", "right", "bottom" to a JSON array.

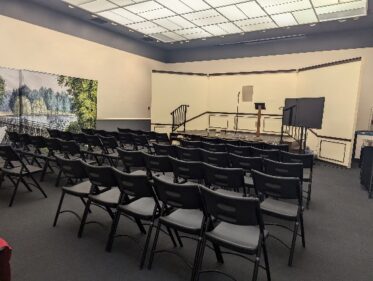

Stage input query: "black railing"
[
  {"left": 171, "top": 104, "right": 189, "bottom": 132},
  {"left": 280, "top": 106, "right": 307, "bottom": 152}
]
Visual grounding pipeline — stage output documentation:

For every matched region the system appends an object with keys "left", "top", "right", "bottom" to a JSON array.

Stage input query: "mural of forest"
[{"left": 0, "top": 67, "right": 97, "bottom": 132}]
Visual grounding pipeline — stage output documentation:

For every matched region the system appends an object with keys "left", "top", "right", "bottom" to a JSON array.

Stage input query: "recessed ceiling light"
[
  {"left": 91, "top": 14, "right": 98, "bottom": 18},
  {"left": 339, "top": 19, "right": 347, "bottom": 23},
  {"left": 128, "top": 29, "right": 134, "bottom": 32},
  {"left": 111, "top": 22, "right": 117, "bottom": 26},
  {"left": 241, "top": 32, "right": 245, "bottom": 35},
  {"left": 68, "top": 5, "right": 74, "bottom": 9},
  {"left": 353, "top": 17, "right": 360, "bottom": 21},
  {"left": 202, "top": 38, "right": 207, "bottom": 41},
  {"left": 262, "top": 30, "right": 266, "bottom": 33},
  {"left": 309, "top": 23, "right": 316, "bottom": 27}
]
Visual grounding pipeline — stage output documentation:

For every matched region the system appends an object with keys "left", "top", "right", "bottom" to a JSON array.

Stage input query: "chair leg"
[
  {"left": 193, "top": 236, "right": 207, "bottom": 281},
  {"left": 299, "top": 213, "right": 306, "bottom": 248},
  {"left": 55, "top": 170, "right": 62, "bottom": 187},
  {"left": 78, "top": 199, "right": 91, "bottom": 238},
  {"left": 53, "top": 191, "right": 66, "bottom": 227},
  {"left": 40, "top": 160, "right": 49, "bottom": 182},
  {"left": 106, "top": 210, "right": 121, "bottom": 252},
  {"left": 148, "top": 220, "right": 162, "bottom": 270},
  {"left": 306, "top": 182, "right": 312, "bottom": 209},
  {"left": 135, "top": 218, "right": 147, "bottom": 234},
  {"left": 140, "top": 221, "right": 154, "bottom": 269},
  {"left": 175, "top": 230, "right": 183, "bottom": 247},
  {"left": 8, "top": 177, "right": 21, "bottom": 207},
  {"left": 29, "top": 174, "right": 47, "bottom": 198},
  {"left": 190, "top": 235, "right": 203, "bottom": 281},
  {"left": 262, "top": 240, "right": 271, "bottom": 281},
  {"left": 212, "top": 243, "right": 224, "bottom": 264},
  {"left": 19, "top": 177, "right": 33, "bottom": 192},
  {"left": 252, "top": 244, "right": 262, "bottom": 281},
  {"left": 166, "top": 226, "right": 177, "bottom": 248},
  {"left": 288, "top": 221, "right": 299, "bottom": 266}
]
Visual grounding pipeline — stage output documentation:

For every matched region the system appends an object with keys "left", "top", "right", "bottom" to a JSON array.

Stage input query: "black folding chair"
[
  {"left": 241, "top": 141, "right": 265, "bottom": 149},
  {"left": 53, "top": 157, "right": 90, "bottom": 227},
  {"left": 131, "top": 134, "right": 153, "bottom": 153},
  {"left": 251, "top": 147, "right": 280, "bottom": 161},
  {"left": 252, "top": 170, "right": 305, "bottom": 266},
  {"left": 201, "top": 149, "right": 230, "bottom": 167},
  {"left": 106, "top": 169, "right": 161, "bottom": 268},
  {"left": 148, "top": 177, "right": 207, "bottom": 281},
  {"left": 143, "top": 153, "right": 174, "bottom": 180},
  {"left": 155, "top": 132, "right": 170, "bottom": 144},
  {"left": 196, "top": 187, "right": 271, "bottom": 281},
  {"left": 201, "top": 142, "right": 226, "bottom": 152},
  {"left": 47, "top": 128, "right": 60, "bottom": 138},
  {"left": 176, "top": 146, "right": 202, "bottom": 161},
  {"left": 0, "top": 145, "right": 47, "bottom": 206},
  {"left": 263, "top": 143, "right": 289, "bottom": 152},
  {"left": 226, "top": 144, "right": 251, "bottom": 156},
  {"left": 78, "top": 163, "right": 120, "bottom": 238},
  {"left": 222, "top": 139, "right": 241, "bottom": 146},
  {"left": 153, "top": 143, "right": 177, "bottom": 157},
  {"left": 229, "top": 154, "right": 263, "bottom": 192},
  {"left": 98, "top": 135, "right": 120, "bottom": 166},
  {"left": 263, "top": 159, "right": 303, "bottom": 181},
  {"left": 117, "top": 148, "right": 146, "bottom": 174},
  {"left": 203, "top": 163, "right": 246, "bottom": 197},
  {"left": 280, "top": 151, "right": 314, "bottom": 208},
  {"left": 170, "top": 157, "right": 204, "bottom": 184},
  {"left": 6, "top": 131, "right": 21, "bottom": 148},
  {"left": 180, "top": 139, "right": 202, "bottom": 149}
]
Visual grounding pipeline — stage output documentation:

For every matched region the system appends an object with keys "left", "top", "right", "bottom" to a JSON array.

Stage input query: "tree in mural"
[
  {"left": 0, "top": 75, "right": 5, "bottom": 106},
  {"left": 57, "top": 76, "right": 97, "bottom": 129}
]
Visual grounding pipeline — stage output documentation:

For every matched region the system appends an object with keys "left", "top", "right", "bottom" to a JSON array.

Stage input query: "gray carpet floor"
[{"left": 0, "top": 162, "right": 372, "bottom": 281}]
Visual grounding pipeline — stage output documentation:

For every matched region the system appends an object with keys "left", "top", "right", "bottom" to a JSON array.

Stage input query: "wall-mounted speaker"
[{"left": 242, "top": 85, "right": 253, "bottom": 102}]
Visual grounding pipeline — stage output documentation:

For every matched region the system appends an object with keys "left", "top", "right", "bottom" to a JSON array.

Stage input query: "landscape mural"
[{"left": 0, "top": 66, "right": 97, "bottom": 133}]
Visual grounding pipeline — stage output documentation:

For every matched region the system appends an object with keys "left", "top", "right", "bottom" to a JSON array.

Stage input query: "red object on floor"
[{"left": 0, "top": 238, "right": 11, "bottom": 281}]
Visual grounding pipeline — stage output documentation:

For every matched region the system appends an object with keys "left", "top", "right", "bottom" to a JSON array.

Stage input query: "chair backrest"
[
  {"left": 200, "top": 186, "right": 262, "bottom": 227},
  {"left": 47, "top": 128, "right": 60, "bottom": 138},
  {"left": 118, "top": 133, "right": 133, "bottom": 147},
  {"left": 229, "top": 154, "right": 262, "bottom": 173},
  {"left": 117, "top": 128, "right": 132, "bottom": 133},
  {"left": 29, "top": 135, "right": 46, "bottom": 149},
  {"left": 6, "top": 131, "right": 20, "bottom": 144},
  {"left": 58, "top": 131, "right": 73, "bottom": 141},
  {"left": 155, "top": 132, "right": 169, "bottom": 144},
  {"left": 117, "top": 148, "right": 145, "bottom": 172},
  {"left": 99, "top": 136, "right": 118, "bottom": 152},
  {"left": 58, "top": 140, "right": 81, "bottom": 157},
  {"left": 200, "top": 136, "right": 221, "bottom": 144},
  {"left": 19, "top": 134, "right": 31, "bottom": 147},
  {"left": 201, "top": 149, "right": 230, "bottom": 167},
  {"left": 153, "top": 143, "right": 177, "bottom": 157},
  {"left": 180, "top": 139, "right": 202, "bottom": 149},
  {"left": 252, "top": 170, "right": 301, "bottom": 203},
  {"left": 82, "top": 162, "right": 117, "bottom": 187},
  {"left": 45, "top": 137, "right": 61, "bottom": 153},
  {"left": 153, "top": 176, "right": 202, "bottom": 209},
  {"left": 55, "top": 156, "right": 87, "bottom": 179},
  {"left": 113, "top": 168, "right": 154, "bottom": 199},
  {"left": 241, "top": 141, "right": 264, "bottom": 149},
  {"left": 72, "top": 133, "right": 88, "bottom": 145},
  {"left": 264, "top": 143, "right": 289, "bottom": 152},
  {"left": 176, "top": 146, "right": 202, "bottom": 161},
  {"left": 143, "top": 153, "right": 173, "bottom": 174},
  {"left": 280, "top": 151, "right": 314, "bottom": 169},
  {"left": 251, "top": 147, "right": 280, "bottom": 161},
  {"left": 203, "top": 163, "right": 245, "bottom": 194},
  {"left": 223, "top": 139, "right": 241, "bottom": 146},
  {"left": 169, "top": 157, "right": 204, "bottom": 182},
  {"left": 0, "top": 145, "right": 21, "bottom": 162},
  {"left": 201, "top": 142, "right": 226, "bottom": 152},
  {"left": 81, "top": 128, "right": 94, "bottom": 135},
  {"left": 263, "top": 158, "right": 303, "bottom": 181},
  {"left": 85, "top": 134, "right": 103, "bottom": 148},
  {"left": 131, "top": 134, "right": 149, "bottom": 149},
  {"left": 226, "top": 144, "right": 251, "bottom": 156}
]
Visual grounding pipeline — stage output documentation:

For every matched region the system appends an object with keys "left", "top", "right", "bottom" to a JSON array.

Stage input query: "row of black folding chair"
[
  {"left": 53, "top": 159, "right": 272, "bottom": 281},
  {"left": 0, "top": 145, "right": 48, "bottom": 206}
]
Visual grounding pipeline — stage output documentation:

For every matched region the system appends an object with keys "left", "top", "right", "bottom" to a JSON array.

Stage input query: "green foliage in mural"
[
  {"left": 0, "top": 75, "right": 5, "bottom": 105},
  {"left": 57, "top": 76, "right": 97, "bottom": 129}
]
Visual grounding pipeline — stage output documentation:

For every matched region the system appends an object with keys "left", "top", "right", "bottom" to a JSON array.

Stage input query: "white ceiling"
[{"left": 63, "top": 0, "right": 368, "bottom": 42}]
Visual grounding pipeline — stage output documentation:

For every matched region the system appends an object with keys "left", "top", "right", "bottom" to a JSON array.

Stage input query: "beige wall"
[
  {"left": 166, "top": 48, "right": 373, "bottom": 131},
  {"left": 0, "top": 15, "right": 164, "bottom": 121}
]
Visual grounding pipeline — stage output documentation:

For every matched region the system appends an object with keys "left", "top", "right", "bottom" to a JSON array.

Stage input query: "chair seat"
[
  {"left": 160, "top": 209, "right": 203, "bottom": 234},
  {"left": 62, "top": 181, "right": 91, "bottom": 196},
  {"left": 130, "top": 169, "right": 147, "bottom": 176},
  {"left": 119, "top": 197, "right": 156, "bottom": 219},
  {"left": 154, "top": 173, "right": 175, "bottom": 183},
  {"left": 89, "top": 187, "right": 121, "bottom": 207},
  {"left": 206, "top": 222, "right": 266, "bottom": 254},
  {"left": 1, "top": 165, "right": 42, "bottom": 175},
  {"left": 260, "top": 198, "right": 299, "bottom": 219}
]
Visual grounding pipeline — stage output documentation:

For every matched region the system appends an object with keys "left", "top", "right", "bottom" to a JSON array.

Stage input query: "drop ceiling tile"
[
  {"left": 217, "top": 5, "right": 247, "bottom": 21},
  {"left": 125, "top": 1, "right": 162, "bottom": 13},
  {"left": 315, "top": 1, "right": 367, "bottom": 15},
  {"left": 98, "top": 10, "right": 133, "bottom": 24},
  {"left": 110, "top": 0, "right": 136, "bottom": 6},
  {"left": 80, "top": 0, "right": 118, "bottom": 12},
  {"left": 318, "top": 7, "right": 367, "bottom": 21},
  {"left": 261, "top": 0, "right": 312, "bottom": 15},
  {"left": 139, "top": 7, "right": 175, "bottom": 19},
  {"left": 156, "top": 0, "right": 193, "bottom": 14},
  {"left": 204, "top": 0, "right": 248, "bottom": 7},
  {"left": 203, "top": 25, "right": 228, "bottom": 36},
  {"left": 218, "top": 22, "right": 242, "bottom": 33},
  {"left": 292, "top": 9, "right": 318, "bottom": 24},
  {"left": 99, "top": 8, "right": 144, "bottom": 23},
  {"left": 63, "top": 0, "right": 92, "bottom": 5},
  {"left": 239, "top": 21, "right": 277, "bottom": 32},
  {"left": 272, "top": 13, "right": 298, "bottom": 26},
  {"left": 183, "top": 9, "right": 228, "bottom": 26},
  {"left": 174, "top": 27, "right": 212, "bottom": 39},
  {"left": 235, "top": 16, "right": 273, "bottom": 27},
  {"left": 128, "top": 21, "right": 166, "bottom": 33},
  {"left": 237, "top": 1, "right": 267, "bottom": 18},
  {"left": 179, "top": 0, "right": 210, "bottom": 11},
  {"left": 311, "top": 0, "right": 338, "bottom": 8}
]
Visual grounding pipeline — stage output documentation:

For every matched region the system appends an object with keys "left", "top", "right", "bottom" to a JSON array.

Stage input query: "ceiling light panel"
[{"left": 62, "top": 0, "right": 368, "bottom": 42}]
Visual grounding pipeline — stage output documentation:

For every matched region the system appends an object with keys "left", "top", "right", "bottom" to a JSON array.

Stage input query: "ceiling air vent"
[{"left": 90, "top": 18, "right": 107, "bottom": 24}]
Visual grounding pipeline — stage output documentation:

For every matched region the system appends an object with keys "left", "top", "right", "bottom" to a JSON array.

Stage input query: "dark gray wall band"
[{"left": 96, "top": 120, "right": 151, "bottom": 131}]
